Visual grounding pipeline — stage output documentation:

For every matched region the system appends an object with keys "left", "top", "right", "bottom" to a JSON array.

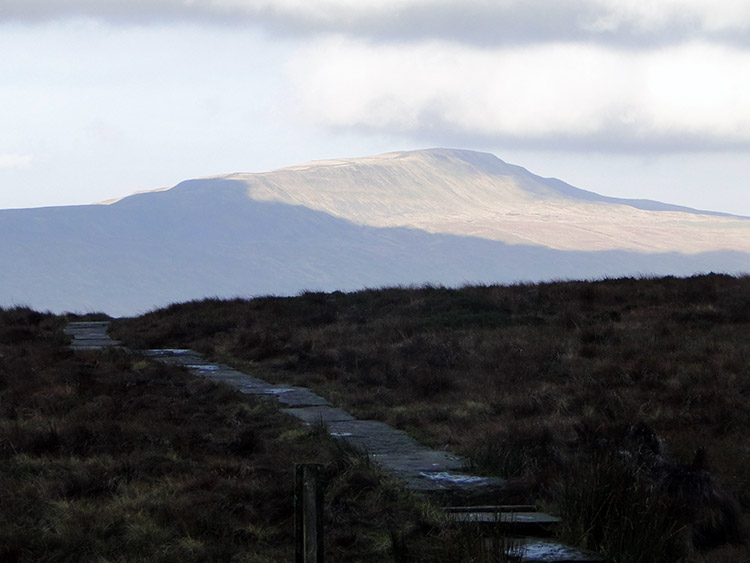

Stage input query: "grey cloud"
[
  {"left": 287, "top": 2, "right": 750, "bottom": 48},
  {"left": 333, "top": 118, "right": 750, "bottom": 155},
  {"left": 3, "top": 1, "right": 749, "bottom": 48},
  {"left": 0, "top": 0, "right": 228, "bottom": 25}
]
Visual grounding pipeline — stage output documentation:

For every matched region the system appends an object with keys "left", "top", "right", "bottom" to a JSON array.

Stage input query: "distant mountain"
[
  {"left": 226, "top": 148, "right": 748, "bottom": 253},
  {"left": 1, "top": 148, "right": 748, "bottom": 316}
]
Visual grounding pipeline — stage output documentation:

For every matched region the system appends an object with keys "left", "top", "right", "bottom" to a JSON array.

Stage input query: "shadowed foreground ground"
[{"left": 114, "top": 274, "right": 750, "bottom": 562}]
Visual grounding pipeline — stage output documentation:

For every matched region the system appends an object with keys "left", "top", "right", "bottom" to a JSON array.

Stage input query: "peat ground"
[
  {"left": 113, "top": 274, "right": 750, "bottom": 562},
  {"left": 1, "top": 274, "right": 748, "bottom": 561},
  {"left": 0, "top": 308, "right": 505, "bottom": 562}
]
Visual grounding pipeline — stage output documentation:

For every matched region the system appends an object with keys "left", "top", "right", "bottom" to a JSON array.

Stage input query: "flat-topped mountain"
[
  {"left": 1, "top": 149, "right": 748, "bottom": 316},
  {"left": 226, "top": 148, "right": 748, "bottom": 253}
]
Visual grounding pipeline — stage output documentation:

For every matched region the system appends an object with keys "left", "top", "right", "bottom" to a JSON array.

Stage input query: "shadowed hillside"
[{"left": 1, "top": 149, "right": 748, "bottom": 316}]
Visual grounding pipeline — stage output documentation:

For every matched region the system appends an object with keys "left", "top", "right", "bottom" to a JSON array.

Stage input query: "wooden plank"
[{"left": 295, "top": 464, "right": 324, "bottom": 563}]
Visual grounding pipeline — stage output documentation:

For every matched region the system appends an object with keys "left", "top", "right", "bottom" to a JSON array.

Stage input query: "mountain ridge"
[
  {"left": 216, "top": 148, "right": 749, "bottom": 253},
  {"left": 1, "top": 148, "right": 748, "bottom": 316},
  {"left": 101, "top": 148, "right": 740, "bottom": 218},
  {"left": 233, "top": 148, "right": 739, "bottom": 216}
]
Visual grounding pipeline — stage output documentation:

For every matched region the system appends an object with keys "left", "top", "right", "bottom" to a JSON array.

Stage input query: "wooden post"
[{"left": 295, "top": 463, "right": 324, "bottom": 563}]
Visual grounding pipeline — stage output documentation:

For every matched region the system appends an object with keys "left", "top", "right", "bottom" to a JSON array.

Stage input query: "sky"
[{"left": 1, "top": 0, "right": 749, "bottom": 216}]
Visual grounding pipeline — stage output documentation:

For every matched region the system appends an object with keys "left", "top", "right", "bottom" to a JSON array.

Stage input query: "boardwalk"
[{"left": 66, "top": 321, "right": 603, "bottom": 562}]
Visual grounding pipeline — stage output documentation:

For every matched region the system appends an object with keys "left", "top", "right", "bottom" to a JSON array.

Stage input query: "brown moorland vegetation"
[
  {"left": 0, "top": 307, "right": 514, "bottom": 562},
  {"left": 113, "top": 274, "right": 750, "bottom": 562}
]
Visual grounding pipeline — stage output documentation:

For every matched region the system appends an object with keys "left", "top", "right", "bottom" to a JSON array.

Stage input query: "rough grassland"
[
  {"left": 0, "top": 308, "right": 507, "bottom": 562},
  {"left": 113, "top": 274, "right": 750, "bottom": 562}
]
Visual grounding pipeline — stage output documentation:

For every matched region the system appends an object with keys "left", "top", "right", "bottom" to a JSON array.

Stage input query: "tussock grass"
[
  {"left": 1, "top": 307, "right": 511, "bottom": 561},
  {"left": 114, "top": 273, "right": 750, "bottom": 561}
]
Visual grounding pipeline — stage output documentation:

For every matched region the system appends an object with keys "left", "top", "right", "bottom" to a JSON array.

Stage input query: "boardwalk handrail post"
[{"left": 295, "top": 463, "right": 324, "bottom": 563}]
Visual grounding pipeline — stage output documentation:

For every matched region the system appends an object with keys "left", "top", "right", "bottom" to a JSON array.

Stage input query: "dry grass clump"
[
  {"left": 114, "top": 274, "right": 750, "bottom": 561},
  {"left": 1, "top": 306, "right": 511, "bottom": 562}
]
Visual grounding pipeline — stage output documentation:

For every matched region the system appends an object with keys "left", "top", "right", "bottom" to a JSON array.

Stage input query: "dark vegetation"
[
  {"left": 0, "top": 307, "right": 508, "bottom": 562},
  {"left": 111, "top": 273, "right": 750, "bottom": 562}
]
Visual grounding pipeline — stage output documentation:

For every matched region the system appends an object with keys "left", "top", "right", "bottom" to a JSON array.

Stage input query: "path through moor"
[{"left": 65, "top": 321, "right": 603, "bottom": 562}]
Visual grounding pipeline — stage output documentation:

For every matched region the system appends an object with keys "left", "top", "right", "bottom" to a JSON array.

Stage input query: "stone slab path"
[
  {"left": 66, "top": 321, "right": 604, "bottom": 562},
  {"left": 64, "top": 321, "right": 122, "bottom": 350},
  {"left": 144, "top": 348, "right": 502, "bottom": 499}
]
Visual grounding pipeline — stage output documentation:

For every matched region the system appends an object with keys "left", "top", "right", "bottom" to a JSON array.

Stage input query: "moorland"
[{"left": 1, "top": 273, "right": 749, "bottom": 562}]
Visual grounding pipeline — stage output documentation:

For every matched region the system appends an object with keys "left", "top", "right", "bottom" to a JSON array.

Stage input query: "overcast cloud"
[
  {"left": 290, "top": 38, "right": 750, "bottom": 151},
  {"left": 1, "top": 1, "right": 749, "bottom": 214},
  {"left": 4, "top": 1, "right": 749, "bottom": 151},
  {"left": 3, "top": 1, "right": 750, "bottom": 45}
]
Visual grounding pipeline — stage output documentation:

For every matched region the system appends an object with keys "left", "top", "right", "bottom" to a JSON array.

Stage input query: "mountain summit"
[
  {"left": 224, "top": 148, "right": 747, "bottom": 253},
  {"left": 1, "top": 149, "right": 748, "bottom": 316}
]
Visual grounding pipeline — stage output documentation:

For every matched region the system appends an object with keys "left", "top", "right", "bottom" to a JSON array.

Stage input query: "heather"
[
  {"left": 114, "top": 274, "right": 750, "bottom": 561},
  {"left": 0, "top": 307, "right": 497, "bottom": 562}
]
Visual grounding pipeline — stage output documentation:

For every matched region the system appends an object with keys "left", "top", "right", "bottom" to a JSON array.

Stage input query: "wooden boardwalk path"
[{"left": 66, "top": 321, "right": 604, "bottom": 562}]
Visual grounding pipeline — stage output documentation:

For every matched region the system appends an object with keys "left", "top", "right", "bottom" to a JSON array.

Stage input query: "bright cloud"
[
  {"left": 3, "top": 1, "right": 750, "bottom": 214},
  {"left": 290, "top": 38, "right": 750, "bottom": 150},
  {"left": 0, "top": 153, "right": 32, "bottom": 169}
]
